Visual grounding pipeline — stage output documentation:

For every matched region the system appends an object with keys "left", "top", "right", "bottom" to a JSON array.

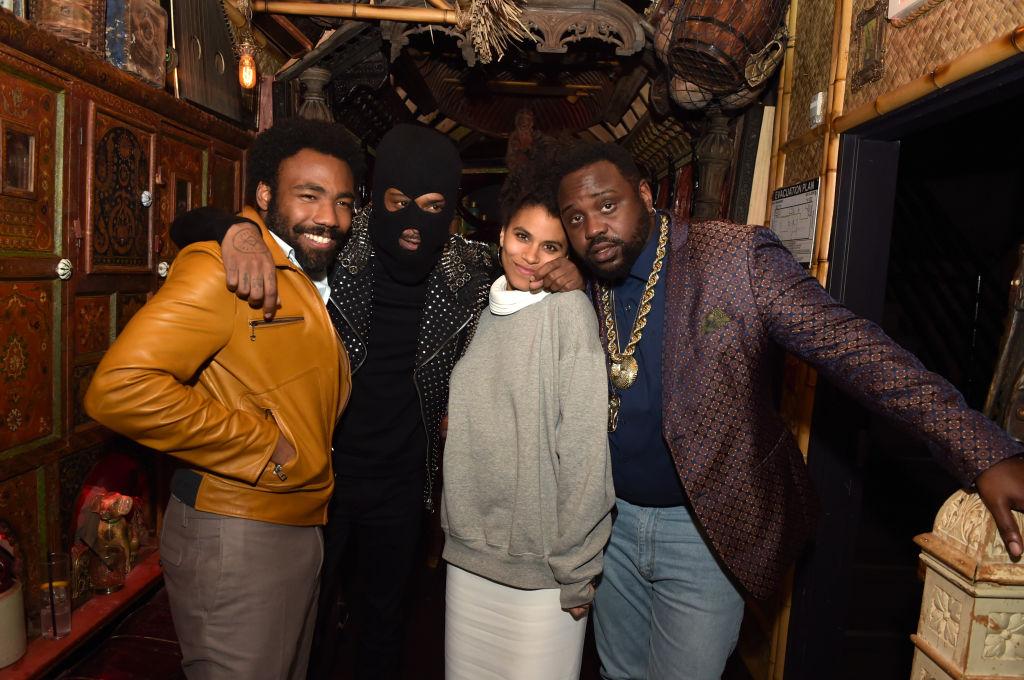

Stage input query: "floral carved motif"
[
  {"left": 935, "top": 490, "right": 988, "bottom": 553},
  {"left": 90, "top": 117, "right": 151, "bottom": 271},
  {"left": 76, "top": 296, "right": 111, "bottom": 355},
  {"left": 983, "top": 613, "right": 1024, "bottom": 660},
  {"left": 0, "top": 282, "right": 53, "bottom": 450},
  {"left": 926, "top": 587, "right": 961, "bottom": 647},
  {"left": 1, "top": 333, "right": 28, "bottom": 383},
  {"left": 0, "top": 68, "right": 57, "bottom": 252}
]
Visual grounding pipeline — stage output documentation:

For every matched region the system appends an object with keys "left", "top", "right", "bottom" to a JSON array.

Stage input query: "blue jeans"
[{"left": 593, "top": 499, "right": 745, "bottom": 680}]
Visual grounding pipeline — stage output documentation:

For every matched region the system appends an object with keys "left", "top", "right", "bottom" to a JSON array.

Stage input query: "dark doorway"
[{"left": 785, "top": 54, "right": 1024, "bottom": 679}]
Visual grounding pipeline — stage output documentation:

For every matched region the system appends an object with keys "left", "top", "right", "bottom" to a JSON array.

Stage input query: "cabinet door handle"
[
  {"left": 56, "top": 258, "right": 73, "bottom": 280},
  {"left": 140, "top": 190, "right": 153, "bottom": 208},
  {"left": 157, "top": 261, "right": 169, "bottom": 278}
]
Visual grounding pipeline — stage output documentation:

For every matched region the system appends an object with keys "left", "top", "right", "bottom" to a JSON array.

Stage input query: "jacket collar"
[
  {"left": 237, "top": 206, "right": 300, "bottom": 272},
  {"left": 668, "top": 211, "right": 690, "bottom": 255}
]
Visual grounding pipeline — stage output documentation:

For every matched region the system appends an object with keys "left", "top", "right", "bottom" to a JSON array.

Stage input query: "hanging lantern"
[
  {"left": 238, "top": 39, "right": 257, "bottom": 89},
  {"left": 235, "top": 0, "right": 258, "bottom": 90}
]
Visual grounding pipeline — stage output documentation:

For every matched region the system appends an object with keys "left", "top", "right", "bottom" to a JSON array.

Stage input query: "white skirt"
[{"left": 445, "top": 564, "right": 588, "bottom": 680}]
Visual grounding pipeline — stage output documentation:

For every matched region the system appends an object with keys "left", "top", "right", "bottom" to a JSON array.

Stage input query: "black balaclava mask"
[{"left": 370, "top": 124, "right": 463, "bottom": 285}]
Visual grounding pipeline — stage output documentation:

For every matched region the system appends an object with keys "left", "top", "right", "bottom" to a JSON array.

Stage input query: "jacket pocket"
[{"left": 248, "top": 315, "right": 304, "bottom": 342}]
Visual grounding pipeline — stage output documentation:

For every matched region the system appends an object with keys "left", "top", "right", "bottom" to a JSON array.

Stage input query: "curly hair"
[
  {"left": 245, "top": 118, "right": 366, "bottom": 200},
  {"left": 554, "top": 139, "right": 643, "bottom": 187},
  {"left": 497, "top": 145, "right": 562, "bottom": 225}
]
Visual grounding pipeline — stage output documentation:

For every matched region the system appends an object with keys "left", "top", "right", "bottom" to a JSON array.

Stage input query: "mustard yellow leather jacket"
[{"left": 85, "top": 208, "right": 350, "bottom": 526}]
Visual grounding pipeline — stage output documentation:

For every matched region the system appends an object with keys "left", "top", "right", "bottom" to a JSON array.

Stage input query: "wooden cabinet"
[{"left": 0, "top": 12, "right": 250, "bottom": 665}]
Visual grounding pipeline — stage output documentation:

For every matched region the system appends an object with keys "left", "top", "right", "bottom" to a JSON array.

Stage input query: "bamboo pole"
[
  {"left": 764, "top": 0, "right": 799, "bottom": 226},
  {"left": 834, "top": 24, "right": 1024, "bottom": 132},
  {"left": 427, "top": 0, "right": 456, "bottom": 11},
  {"left": 252, "top": 1, "right": 460, "bottom": 25}
]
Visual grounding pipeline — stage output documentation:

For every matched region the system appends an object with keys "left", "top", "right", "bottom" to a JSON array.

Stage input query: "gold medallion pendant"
[{"left": 610, "top": 355, "right": 639, "bottom": 390}]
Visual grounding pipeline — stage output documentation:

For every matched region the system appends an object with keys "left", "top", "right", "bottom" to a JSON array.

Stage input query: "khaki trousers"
[{"left": 160, "top": 496, "right": 323, "bottom": 680}]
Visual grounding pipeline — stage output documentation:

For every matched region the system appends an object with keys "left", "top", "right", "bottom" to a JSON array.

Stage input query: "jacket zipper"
[
  {"left": 330, "top": 297, "right": 367, "bottom": 373},
  {"left": 264, "top": 408, "right": 290, "bottom": 481},
  {"left": 249, "top": 315, "right": 304, "bottom": 341},
  {"left": 415, "top": 312, "right": 474, "bottom": 511}
]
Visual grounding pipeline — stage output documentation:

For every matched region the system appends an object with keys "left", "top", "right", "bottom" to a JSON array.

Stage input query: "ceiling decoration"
[{"left": 381, "top": 0, "right": 645, "bottom": 67}]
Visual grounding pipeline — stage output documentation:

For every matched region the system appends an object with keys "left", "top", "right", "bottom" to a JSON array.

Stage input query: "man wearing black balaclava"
[{"left": 169, "top": 123, "right": 583, "bottom": 680}]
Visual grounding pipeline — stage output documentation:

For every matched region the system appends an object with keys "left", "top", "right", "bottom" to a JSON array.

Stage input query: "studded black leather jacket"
[{"left": 329, "top": 208, "right": 497, "bottom": 509}]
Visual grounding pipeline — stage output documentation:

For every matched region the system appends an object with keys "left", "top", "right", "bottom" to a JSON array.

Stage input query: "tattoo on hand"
[
  {"left": 231, "top": 226, "right": 264, "bottom": 253},
  {"left": 242, "top": 273, "right": 250, "bottom": 287}
]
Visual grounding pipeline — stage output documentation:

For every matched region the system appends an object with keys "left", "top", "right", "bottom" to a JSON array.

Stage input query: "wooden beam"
[
  {"left": 253, "top": 1, "right": 460, "bottom": 25},
  {"left": 275, "top": 21, "right": 367, "bottom": 81}
]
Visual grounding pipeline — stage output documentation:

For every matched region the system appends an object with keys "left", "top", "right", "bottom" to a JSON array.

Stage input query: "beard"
[
  {"left": 265, "top": 198, "right": 346, "bottom": 279},
  {"left": 584, "top": 211, "right": 654, "bottom": 280}
]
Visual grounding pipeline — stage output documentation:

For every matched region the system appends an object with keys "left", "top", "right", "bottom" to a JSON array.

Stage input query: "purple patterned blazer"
[{"left": 598, "top": 217, "right": 1023, "bottom": 600}]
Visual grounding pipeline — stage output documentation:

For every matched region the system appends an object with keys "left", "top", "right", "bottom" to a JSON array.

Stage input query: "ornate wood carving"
[
  {"left": 0, "top": 67, "right": 58, "bottom": 253},
  {"left": 0, "top": 469, "right": 44, "bottom": 619},
  {"left": 156, "top": 132, "right": 205, "bottom": 265},
  {"left": 523, "top": 0, "right": 645, "bottom": 56},
  {"left": 72, "top": 363, "right": 97, "bottom": 429},
  {"left": 87, "top": 109, "right": 153, "bottom": 272},
  {"left": 0, "top": 282, "right": 54, "bottom": 452},
  {"left": 115, "top": 292, "right": 148, "bottom": 335},
  {"left": 209, "top": 153, "right": 241, "bottom": 214},
  {"left": 383, "top": 0, "right": 644, "bottom": 66},
  {"left": 0, "top": 11, "right": 251, "bottom": 149},
  {"left": 74, "top": 295, "right": 110, "bottom": 356}
]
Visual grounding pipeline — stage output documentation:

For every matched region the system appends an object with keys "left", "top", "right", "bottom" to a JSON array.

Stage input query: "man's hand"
[
  {"left": 270, "top": 433, "right": 296, "bottom": 466},
  {"left": 223, "top": 222, "right": 279, "bottom": 320},
  {"left": 975, "top": 456, "right": 1024, "bottom": 559},
  {"left": 529, "top": 257, "right": 584, "bottom": 293}
]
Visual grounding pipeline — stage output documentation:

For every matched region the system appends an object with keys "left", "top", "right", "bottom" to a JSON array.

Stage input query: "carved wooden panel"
[
  {"left": 115, "top": 291, "right": 148, "bottom": 335},
  {"left": 58, "top": 443, "right": 102, "bottom": 551},
  {"left": 155, "top": 132, "right": 205, "bottom": 264},
  {"left": 0, "top": 281, "right": 55, "bottom": 453},
  {"left": 0, "top": 469, "right": 44, "bottom": 616},
  {"left": 71, "top": 363, "right": 97, "bottom": 429},
  {"left": 0, "top": 62, "right": 60, "bottom": 253},
  {"left": 209, "top": 151, "right": 241, "bottom": 214},
  {"left": 74, "top": 294, "right": 111, "bottom": 357},
  {"left": 86, "top": 107, "right": 154, "bottom": 273}
]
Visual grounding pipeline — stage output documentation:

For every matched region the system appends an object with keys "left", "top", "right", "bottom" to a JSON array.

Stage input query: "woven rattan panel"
[
  {"left": 788, "top": 0, "right": 836, "bottom": 141},
  {"left": 783, "top": 140, "right": 821, "bottom": 185},
  {"left": 846, "top": 0, "right": 1024, "bottom": 110}
]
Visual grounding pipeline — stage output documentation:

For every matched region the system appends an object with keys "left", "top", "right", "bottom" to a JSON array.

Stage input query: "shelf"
[{"left": 0, "top": 550, "right": 163, "bottom": 680}]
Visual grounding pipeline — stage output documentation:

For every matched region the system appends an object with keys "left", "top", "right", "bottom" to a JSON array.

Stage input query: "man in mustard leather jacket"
[{"left": 84, "top": 119, "right": 356, "bottom": 680}]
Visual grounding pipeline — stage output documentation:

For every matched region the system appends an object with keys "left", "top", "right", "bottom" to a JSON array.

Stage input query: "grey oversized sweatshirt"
[{"left": 440, "top": 290, "right": 615, "bottom": 609}]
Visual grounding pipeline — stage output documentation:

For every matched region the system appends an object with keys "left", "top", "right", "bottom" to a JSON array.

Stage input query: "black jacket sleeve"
[{"left": 169, "top": 206, "right": 258, "bottom": 249}]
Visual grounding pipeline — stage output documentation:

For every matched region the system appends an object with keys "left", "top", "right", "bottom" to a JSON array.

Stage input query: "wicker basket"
[{"left": 30, "top": 0, "right": 106, "bottom": 55}]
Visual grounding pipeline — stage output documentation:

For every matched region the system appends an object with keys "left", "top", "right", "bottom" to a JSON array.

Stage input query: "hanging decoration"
[
  {"left": 458, "top": 0, "right": 532, "bottom": 65},
  {"left": 235, "top": 0, "right": 259, "bottom": 89}
]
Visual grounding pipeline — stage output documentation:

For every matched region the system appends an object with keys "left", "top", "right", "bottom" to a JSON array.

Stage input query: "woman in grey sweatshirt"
[{"left": 440, "top": 163, "right": 615, "bottom": 680}]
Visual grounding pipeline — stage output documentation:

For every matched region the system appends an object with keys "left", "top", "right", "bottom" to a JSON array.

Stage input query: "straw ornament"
[{"left": 457, "top": 0, "right": 533, "bottom": 64}]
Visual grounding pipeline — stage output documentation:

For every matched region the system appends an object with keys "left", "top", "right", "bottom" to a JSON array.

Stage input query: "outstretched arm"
[
  {"left": 170, "top": 207, "right": 279, "bottom": 319},
  {"left": 750, "top": 227, "right": 1024, "bottom": 557}
]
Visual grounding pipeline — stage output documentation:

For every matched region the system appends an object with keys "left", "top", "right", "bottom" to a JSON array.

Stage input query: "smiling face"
[
  {"left": 557, "top": 160, "right": 654, "bottom": 280},
  {"left": 499, "top": 204, "right": 568, "bottom": 291},
  {"left": 382, "top": 188, "right": 447, "bottom": 252},
  {"left": 257, "top": 148, "right": 355, "bottom": 279}
]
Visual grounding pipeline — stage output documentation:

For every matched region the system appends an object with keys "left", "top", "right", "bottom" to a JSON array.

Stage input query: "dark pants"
[{"left": 308, "top": 472, "right": 424, "bottom": 680}]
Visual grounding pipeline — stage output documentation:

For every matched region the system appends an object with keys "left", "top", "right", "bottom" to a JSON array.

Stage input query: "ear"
[
  {"left": 637, "top": 180, "right": 654, "bottom": 213},
  {"left": 255, "top": 181, "right": 273, "bottom": 212},
  {"left": 498, "top": 226, "right": 506, "bottom": 250}
]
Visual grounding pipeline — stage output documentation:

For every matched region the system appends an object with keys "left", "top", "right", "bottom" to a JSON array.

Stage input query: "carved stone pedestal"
[{"left": 910, "top": 491, "right": 1024, "bottom": 679}]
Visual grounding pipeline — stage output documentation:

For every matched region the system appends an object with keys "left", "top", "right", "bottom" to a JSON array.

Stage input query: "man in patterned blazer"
[{"left": 553, "top": 141, "right": 1024, "bottom": 680}]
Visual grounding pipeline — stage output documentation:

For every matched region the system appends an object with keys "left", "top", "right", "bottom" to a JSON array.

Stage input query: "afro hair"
[
  {"left": 497, "top": 143, "right": 562, "bottom": 225},
  {"left": 245, "top": 118, "right": 366, "bottom": 201}
]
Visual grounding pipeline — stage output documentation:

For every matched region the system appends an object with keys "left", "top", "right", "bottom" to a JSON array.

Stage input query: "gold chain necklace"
[{"left": 599, "top": 212, "right": 669, "bottom": 393}]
